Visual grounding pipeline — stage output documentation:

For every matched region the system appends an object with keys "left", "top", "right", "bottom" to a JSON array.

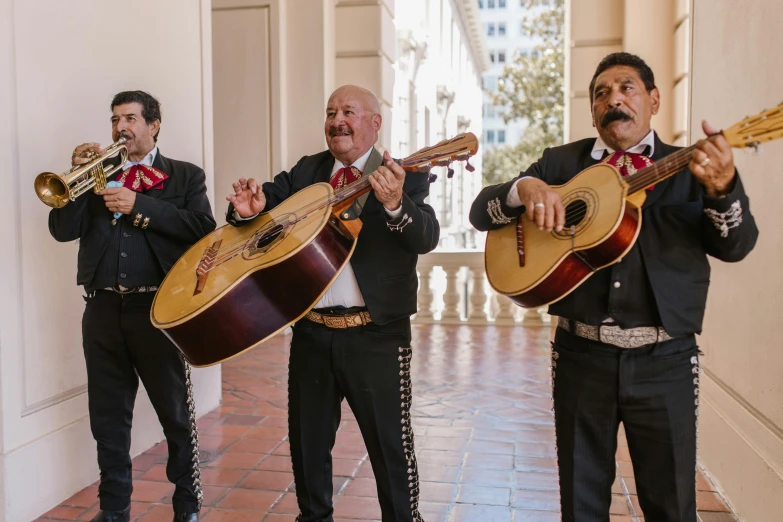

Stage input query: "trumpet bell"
[{"left": 34, "top": 172, "right": 69, "bottom": 208}]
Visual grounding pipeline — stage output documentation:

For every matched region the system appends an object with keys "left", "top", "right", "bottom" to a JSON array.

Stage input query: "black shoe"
[
  {"left": 90, "top": 507, "right": 130, "bottom": 522},
  {"left": 173, "top": 513, "right": 199, "bottom": 522}
]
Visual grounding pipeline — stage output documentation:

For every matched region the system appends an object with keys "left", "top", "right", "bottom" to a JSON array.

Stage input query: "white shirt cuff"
[
  {"left": 384, "top": 201, "right": 404, "bottom": 219},
  {"left": 234, "top": 209, "right": 259, "bottom": 221},
  {"left": 506, "top": 177, "right": 531, "bottom": 208}
]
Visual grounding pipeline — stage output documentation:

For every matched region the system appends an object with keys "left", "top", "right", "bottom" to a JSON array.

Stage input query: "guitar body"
[
  {"left": 485, "top": 164, "right": 642, "bottom": 308},
  {"left": 151, "top": 182, "right": 356, "bottom": 367}
]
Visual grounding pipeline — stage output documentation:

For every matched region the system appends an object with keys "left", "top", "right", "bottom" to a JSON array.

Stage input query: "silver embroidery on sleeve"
[
  {"left": 399, "top": 346, "right": 424, "bottom": 522},
  {"left": 388, "top": 213, "right": 413, "bottom": 232},
  {"left": 487, "top": 198, "right": 513, "bottom": 225},
  {"left": 182, "top": 356, "right": 203, "bottom": 508},
  {"left": 704, "top": 200, "right": 742, "bottom": 238}
]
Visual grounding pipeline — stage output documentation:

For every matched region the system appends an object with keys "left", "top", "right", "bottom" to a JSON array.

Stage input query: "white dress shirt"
[
  {"left": 123, "top": 146, "right": 158, "bottom": 169},
  {"left": 505, "top": 130, "right": 656, "bottom": 207}
]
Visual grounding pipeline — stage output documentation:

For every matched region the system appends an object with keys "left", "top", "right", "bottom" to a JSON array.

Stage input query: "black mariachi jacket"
[
  {"left": 469, "top": 133, "right": 758, "bottom": 337},
  {"left": 48, "top": 150, "right": 216, "bottom": 287},
  {"left": 226, "top": 148, "right": 440, "bottom": 326}
]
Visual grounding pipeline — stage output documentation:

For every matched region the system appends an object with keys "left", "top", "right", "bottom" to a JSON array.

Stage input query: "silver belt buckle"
[{"left": 599, "top": 324, "right": 658, "bottom": 349}]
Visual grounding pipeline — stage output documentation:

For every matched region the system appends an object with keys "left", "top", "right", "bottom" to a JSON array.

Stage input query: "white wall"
[
  {"left": 0, "top": 1, "right": 220, "bottom": 520},
  {"left": 690, "top": 1, "right": 783, "bottom": 520}
]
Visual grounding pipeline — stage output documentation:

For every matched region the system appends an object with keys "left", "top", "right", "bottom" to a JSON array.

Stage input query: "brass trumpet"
[{"left": 34, "top": 137, "right": 128, "bottom": 208}]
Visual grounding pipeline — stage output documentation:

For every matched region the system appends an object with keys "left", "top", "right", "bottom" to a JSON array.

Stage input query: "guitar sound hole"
[
  {"left": 564, "top": 200, "right": 588, "bottom": 229},
  {"left": 255, "top": 225, "right": 284, "bottom": 250}
]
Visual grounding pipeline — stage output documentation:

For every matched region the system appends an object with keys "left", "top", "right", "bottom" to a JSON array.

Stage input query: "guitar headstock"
[
  {"left": 397, "top": 132, "right": 479, "bottom": 180},
  {"left": 722, "top": 102, "right": 783, "bottom": 148}
]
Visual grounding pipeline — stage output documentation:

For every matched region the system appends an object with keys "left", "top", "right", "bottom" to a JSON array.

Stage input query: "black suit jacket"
[
  {"left": 226, "top": 149, "right": 440, "bottom": 326},
  {"left": 469, "top": 133, "right": 758, "bottom": 337},
  {"left": 49, "top": 150, "right": 217, "bottom": 286}
]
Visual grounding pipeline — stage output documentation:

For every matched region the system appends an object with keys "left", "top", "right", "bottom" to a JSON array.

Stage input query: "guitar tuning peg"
[
  {"left": 428, "top": 173, "right": 438, "bottom": 183},
  {"left": 447, "top": 166, "right": 455, "bottom": 178},
  {"left": 464, "top": 159, "right": 475, "bottom": 172}
]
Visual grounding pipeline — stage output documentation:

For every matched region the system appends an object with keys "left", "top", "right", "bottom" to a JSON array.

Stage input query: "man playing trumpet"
[{"left": 48, "top": 90, "right": 216, "bottom": 522}]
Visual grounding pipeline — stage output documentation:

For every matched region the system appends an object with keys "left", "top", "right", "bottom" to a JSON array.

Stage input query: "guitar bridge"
[{"left": 193, "top": 240, "right": 222, "bottom": 295}]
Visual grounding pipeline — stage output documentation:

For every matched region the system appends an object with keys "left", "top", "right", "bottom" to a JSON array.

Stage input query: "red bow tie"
[
  {"left": 115, "top": 164, "right": 168, "bottom": 192},
  {"left": 330, "top": 166, "right": 362, "bottom": 189},
  {"left": 601, "top": 151, "right": 655, "bottom": 191}
]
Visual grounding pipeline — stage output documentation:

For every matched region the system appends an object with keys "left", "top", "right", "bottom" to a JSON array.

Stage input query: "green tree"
[{"left": 482, "top": 0, "right": 565, "bottom": 186}]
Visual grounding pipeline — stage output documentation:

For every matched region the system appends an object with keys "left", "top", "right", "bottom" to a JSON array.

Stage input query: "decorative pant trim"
[
  {"left": 182, "top": 356, "right": 203, "bottom": 509},
  {"left": 704, "top": 200, "right": 743, "bottom": 238},
  {"left": 487, "top": 197, "right": 513, "bottom": 225},
  {"left": 692, "top": 353, "right": 700, "bottom": 468},
  {"left": 549, "top": 344, "right": 562, "bottom": 494},
  {"left": 399, "top": 347, "right": 424, "bottom": 522},
  {"left": 387, "top": 213, "right": 414, "bottom": 232}
]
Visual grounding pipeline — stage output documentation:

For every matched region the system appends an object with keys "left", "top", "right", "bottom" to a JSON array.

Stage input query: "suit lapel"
[
  {"left": 641, "top": 133, "right": 673, "bottom": 208},
  {"left": 581, "top": 138, "right": 601, "bottom": 170},
  {"left": 316, "top": 154, "right": 335, "bottom": 184},
  {"left": 142, "top": 150, "right": 169, "bottom": 200},
  {"left": 364, "top": 147, "right": 383, "bottom": 176}
]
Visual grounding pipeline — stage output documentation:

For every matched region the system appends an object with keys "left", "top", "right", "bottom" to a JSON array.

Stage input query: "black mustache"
[
  {"left": 601, "top": 109, "right": 632, "bottom": 126},
  {"left": 329, "top": 127, "right": 352, "bottom": 137}
]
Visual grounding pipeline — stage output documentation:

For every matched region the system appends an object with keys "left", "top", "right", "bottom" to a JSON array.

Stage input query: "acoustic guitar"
[
  {"left": 485, "top": 104, "right": 783, "bottom": 309},
  {"left": 151, "top": 133, "right": 478, "bottom": 366}
]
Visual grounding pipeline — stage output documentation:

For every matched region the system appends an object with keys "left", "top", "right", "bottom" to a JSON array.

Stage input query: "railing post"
[
  {"left": 466, "top": 267, "right": 488, "bottom": 324},
  {"left": 440, "top": 264, "right": 462, "bottom": 323},
  {"left": 415, "top": 264, "right": 435, "bottom": 323},
  {"left": 493, "top": 294, "right": 518, "bottom": 325},
  {"left": 521, "top": 307, "right": 545, "bottom": 326}
]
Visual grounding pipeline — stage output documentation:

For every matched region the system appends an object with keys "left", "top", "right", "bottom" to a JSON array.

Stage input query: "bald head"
[
  {"left": 324, "top": 84, "right": 382, "bottom": 165},
  {"left": 328, "top": 85, "right": 380, "bottom": 115}
]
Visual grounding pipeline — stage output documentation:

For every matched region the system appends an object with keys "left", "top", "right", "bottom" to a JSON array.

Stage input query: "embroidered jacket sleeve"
[
  {"left": 469, "top": 148, "right": 550, "bottom": 231},
  {"left": 130, "top": 168, "right": 216, "bottom": 243},
  {"left": 701, "top": 172, "right": 758, "bottom": 262},
  {"left": 379, "top": 173, "right": 440, "bottom": 254},
  {"left": 225, "top": 156, "right": 307, "bottom": 227}
]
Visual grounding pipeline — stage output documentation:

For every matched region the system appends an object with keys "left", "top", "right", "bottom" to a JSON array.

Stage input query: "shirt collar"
[
  {"left": 124, "top": 146, "right": 158, "bottom": 169},
  {"left": 331, "top": 146, "right": 374, "bottom": 176},
  {"left": 590, "top": 130, "right": 655, "bottom": 160}
]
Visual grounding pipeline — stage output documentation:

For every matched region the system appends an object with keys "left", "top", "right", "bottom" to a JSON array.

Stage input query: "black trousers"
[
  {"left": 288, "top": 318, "right": 423, "bottom": 522},
  {"left": 552, "top": 327, "right": 699, "bottom": 522},
  {"left": 82, "top": 290, "right": 202, "bottom": 512}
]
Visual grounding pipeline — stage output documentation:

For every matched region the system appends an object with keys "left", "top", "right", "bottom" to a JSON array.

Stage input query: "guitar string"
[
  {"left": 207, "top": 167, "right": 436, "bottom": 269},
  {"left": 531, "top": 146, "right": 698, "bottom": 226},
  {"left": 207, "top": 146, "right": 694, "bottom": 268}
]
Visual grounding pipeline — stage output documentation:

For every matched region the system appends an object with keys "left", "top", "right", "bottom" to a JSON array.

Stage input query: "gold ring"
[{"left": 699, "top": 157, "right": 711, "bottom": 167}]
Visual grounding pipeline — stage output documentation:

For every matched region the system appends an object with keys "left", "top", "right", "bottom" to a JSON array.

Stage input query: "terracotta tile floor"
[{"left": 39, "top": 325, "right": 738, "bottom": 522}]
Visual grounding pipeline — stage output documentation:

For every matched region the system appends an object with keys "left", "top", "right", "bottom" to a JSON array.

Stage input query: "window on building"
[
  {"left": 520, "top": 21, "right": 526, "bottom": 36},
  {"left": 489, "top": 52, "right": 495, "bottom": 63},
  {"left": 487, "top": 0, "right": 495, "bottom": 8},
  {"left": 478, "top": 0, "right": 484, "bottom": 8},
  {"left": 483, "top": 75, "right": 498, "bottom": 90},
  {"left": 498, "top": 0, "right": 506, "bottom": 7},
  {"left": 486, "top": 23, "right": 495, "bottom": 36},
  {"left": 483, "top": 103, "right": 496, "bottom": 118},
  {"left": 498, "top": 51, "right": 506, "bottom": 63},
  {"left": 498, "top": 22, "right": 506, "bottom": 36},
  {"left": 498, "top": 130, "right": 506, "bottom": 144},
  {"left": 486, "top": 130, "right": 495, "bottom": 144}
]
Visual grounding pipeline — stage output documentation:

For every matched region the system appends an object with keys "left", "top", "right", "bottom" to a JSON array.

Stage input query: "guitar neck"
[{"left": 625, "top": 144, "right": 698, "bottom": 195}]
